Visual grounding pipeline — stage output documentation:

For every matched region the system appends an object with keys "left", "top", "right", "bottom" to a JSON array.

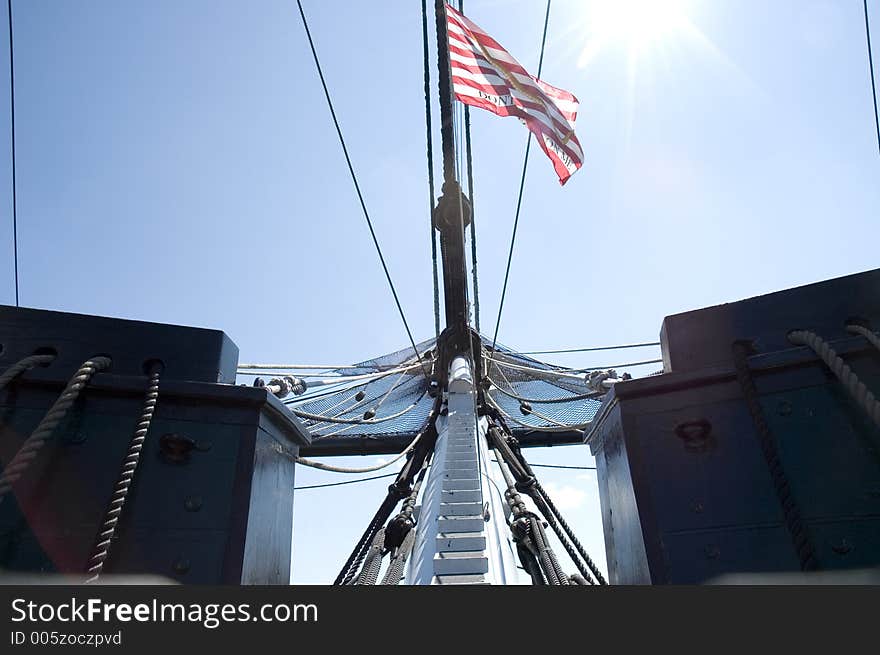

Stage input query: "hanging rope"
[
  {"left": 865, "top": 0, "right": 880, "bottom": 156},
  {"left": 489, "top": 425, "right": 606, "bottom": 584},
  {"left": 531, "top": 479, "right": 605, "bottom": 584},
  {"left": 491, "top": 0, "right": 553, "bottom": 352},
  {"left": 422, "top": 0, "right": 441, "bottom": 339},
  {"left": 788, "top": 329, "right": 880, "bottom": 428},
  {"left": 521, "top": 341, "right": 661, "bottom": 355},
  {"left": 333, "top": 399, "right": 440, "bottom": 585},
  {"left": 488, "top": 378, "right": 601, "bottom": 404},
  {"left": 457, "top": 0, "right": 480, "bottom": 333},
  {"left": 732, "top": 341, "right": 818, "bottom": 571},
  {"left": 85, "top": 362, "right": 162, "bottom": 583},
  {"left": 295, "top": 425, "right": 425, "bottom": 473},
  {"left": 484, "top": 394, "right": 591, "bottom": 432},
  {"left": 295, "top": 472, "right": 397, "bottom": 491},
  {"left": 0, "top": 353, "right": 55, "bottom": 395},
  {"left": 493, "top": 442, "right": 572, "bottom": 585},
  {"left": 7, "top": 0, "right": 18, "bottom": 306},
  {"left": 354, "top": 528, "right": 387, "bottom": 585},
  {"left": 847, "top": 323, "right": 880, "bottom": 354},
  {"left": 239, "top": 362, "right": 424, "bottom": 379},
  {"left": 380, "top": 528, "right": 416, "bottom": 585},
  {"left": 336, "top": 492, "right": 402, "bottom": 586},
  {"left": 291, "top": 388, "right": 427, "bottom": 426},
  {"left": 0, "top": 356, "right": 111, "bottom": 500},
  {"left": 379, "top": 462, "right": 429, "bottom": 585},
  {"left": 487, "top": 355, "right": 662, "bottom": 377},
  {"left": 295, "top": 0, "right": 426, "bottom": 375}
]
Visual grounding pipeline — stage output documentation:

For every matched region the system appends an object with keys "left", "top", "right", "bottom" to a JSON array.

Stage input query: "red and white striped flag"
[{"left": 445, "top": 3, "right": 583, "bottom": 185}]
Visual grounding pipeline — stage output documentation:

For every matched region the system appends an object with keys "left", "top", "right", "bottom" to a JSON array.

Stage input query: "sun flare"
[{"left": 577, "top": 0, "right": 695, "bottom": 66}]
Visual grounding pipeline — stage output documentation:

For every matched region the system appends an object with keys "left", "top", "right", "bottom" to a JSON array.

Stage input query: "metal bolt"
[
  {"left": 184, "top": 496, "right": 202, "bottom": 512},
  {"left": 831, "top": 539, "right": 852, "bottom": 555},
  {"left": 704, "top": 544, "right": 720, "bottom": 559},
  {"left": 159, "top": 433, "right": 196, "bottom": 463},
  {"left": 777, "top": 401, "right": 792, "bottom": 417},
  {"left": 692, "top": 502, "right": 704, "bottom": 514}
]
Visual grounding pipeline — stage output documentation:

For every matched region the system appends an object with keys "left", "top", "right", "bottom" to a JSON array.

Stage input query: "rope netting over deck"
[{"left": 279, "top": 336, "right": 607, "bottom": 444}]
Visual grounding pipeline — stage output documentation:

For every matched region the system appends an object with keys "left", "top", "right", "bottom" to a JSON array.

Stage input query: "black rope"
[
  {"left": 521, "top": 341, "right": 661, "bottom": 355},
  {"left": 488, "top": 378, "right": 602, "bottom": 404},
  {"left": 295, "top": 0, "right": 424, "bottom": 372},
  {"left": 491, "top": 0, "right": 552, "bottom": 351},
  {"left": 866, "top": 0, "right": 880, "bottom": 156},
  {"left": 732, "top": 341, "right": 818, "bottom": 571},
  {"left": 459, "top": 0, "right": 480, "bottom": 333},
  {"left": 533, "top": 479, "right": 605, "bottom": 584},
  {"left": 464, "top": 110, "right": 480, "bottom": 333},
  {"left": 7, "top": 0, "right": 18, "bottom": 307},
  {"left": 354, "top": 528, "right": 386, "bottom": 585},
  {"left": 294, "top": 471, "right": 397, "bottom": 491},
  {"left": 332, "top": 397, "right": 441, "bottom": 584},
  {"left": 490, "top": 459, "right": 595, "bottom": 471},
  {"left": 334, "top": 492, "right": 400, "bottom": 586},
  {"left": 489, "top": 425, "right": 605, "bottom": 584},
  {"left": 517, "top": 543, "right": 546, "bottom": 585},
  {"left": 422, "top": 0, "right": 441, "bottom": 339}
]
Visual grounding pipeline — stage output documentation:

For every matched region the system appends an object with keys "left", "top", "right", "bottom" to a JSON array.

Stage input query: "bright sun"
[{"left": 577, "top": 0, "right": 694, "bottom": 66}]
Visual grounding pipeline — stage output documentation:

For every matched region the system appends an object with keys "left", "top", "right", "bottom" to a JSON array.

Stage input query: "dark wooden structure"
[
  {"left": 0, "top": 306, "right": 310, "bottom": 583},
  {"left": 586, "top": 269, "right": 880, "bottom": 583}
]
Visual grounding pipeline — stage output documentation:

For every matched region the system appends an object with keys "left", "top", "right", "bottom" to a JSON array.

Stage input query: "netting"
[{"left": 282, "top": 335, "right": 606, "bottom": 443}]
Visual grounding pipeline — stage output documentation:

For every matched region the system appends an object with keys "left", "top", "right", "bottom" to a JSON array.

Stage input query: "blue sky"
[{"left": 1, "top": 0, "right": 878, "bottom": 583}]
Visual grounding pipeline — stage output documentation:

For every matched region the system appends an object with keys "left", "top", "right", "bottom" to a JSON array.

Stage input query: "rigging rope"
[
  {"left": 85, "top": 362, "right": 162, "bottom": 583},
  {"left": 458, "top": 0, "right": 481, "bottom": 333},
  {"left": 295, "top": 425, "right": 424, "bottom": 473},
  {"left": 295, "top": 472, "right": 397, "bottom": 491},
  {"left": 0, "top": 353, "right": 56, "bottom": 395},
  {"left": 521, "top": 341, "right": 661, "bottom": 355},
  {"left": 6, "top": 0, "right": 18, "bottom": 306},
  {"left": 732, "top": 341, "right": 818, "bottom": 571},
  {"left": 493, "top": 439, "right": 575, "bottom": 585},
  {"left": 847, "top": 323, "right": 880, "bottom": 354},
  {"left": 354, "top": 528, "right": 386, "bottom": 585},
  {"left": 865, "top": 0, "right": 880, "bottom": 156},
  {"left": 488, "top": 378, "right": 601, "bottom": 404},
  {"left": 487, "top": 355, "right": 662, "bottom": 377},
  {"left": 485, "top": 393, "right": 591, "bottom": 432},
  {"left": 380, "top": 528, "right": 416, "bottom": 585},
  {"left": 491, "top": 0, "right": 552, "bottom": 353},
  {"left": 239, "top": 363, "right": 411, "bottom": 371},
  {"left": 292, "top": 388, "right": 427, "bottom": 426},
  {"left": 489, "top": 425, "right": 606, "bottom": 584},
  {"left": 333, "top": 398, "right": 439, "bottom": 585},
  {"left": 239, "top": 362, "right": 424, "bottom": 379},
  {"left": 422, "top": 0, "right": 442, "bottom": 339},
  {"left": 0, "top": 356, "right": 111, "bottom": 500},
  {"left": 295, "top": 0, "right": 426, "bottom": 376},
  {"left": 788, "top": 329, "right": 880, "bottom": 427}
]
